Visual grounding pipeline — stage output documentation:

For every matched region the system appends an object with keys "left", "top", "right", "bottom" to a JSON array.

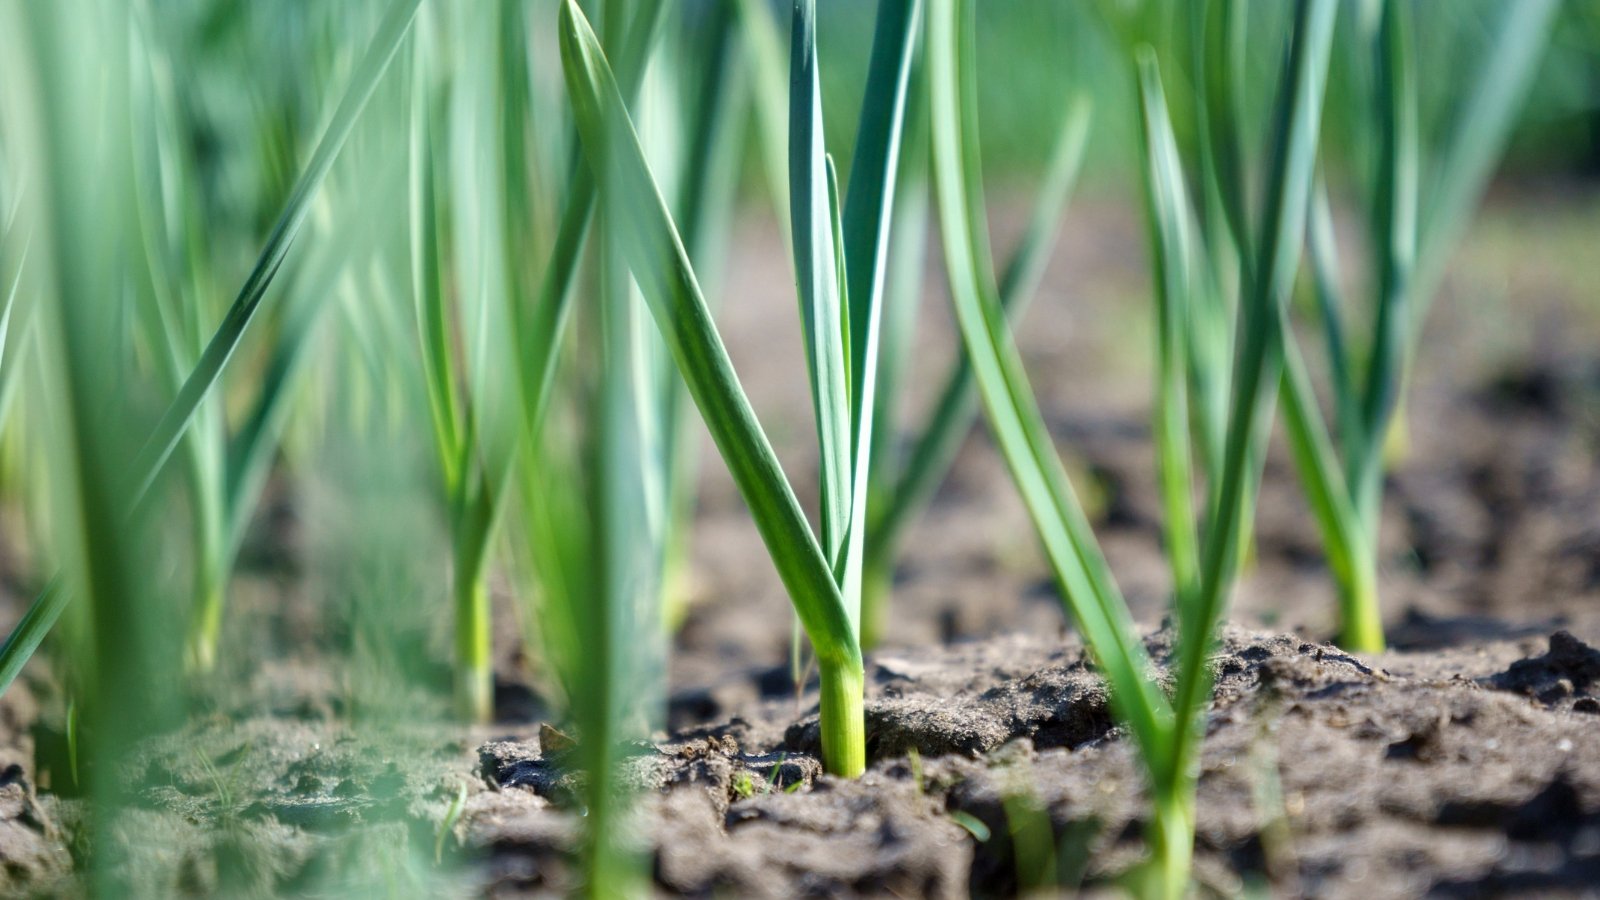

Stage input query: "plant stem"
[
  {"left": 184, "top": 448, "right": 227, "bottom": 675},
  {"left": 818, "top": 658, "right": 866, "bottom": 777},
  {"left": 184, "top": 576, "right": 225, "bottom": 675},
  {"left": 858, "top": 545, "right": 894, "bottom": 651},
  {"left": 453, "top": 567, "right": 492, "bottom": 723},
  {"left": 1166, "top": 0, "right": 1336, "bottom": 866},
  {"left": 1143, "top": 788, "right": 1196, "bottom": 900},
  {"left": 1338, "top": 557, "right": 1385, "bottom": 653}
]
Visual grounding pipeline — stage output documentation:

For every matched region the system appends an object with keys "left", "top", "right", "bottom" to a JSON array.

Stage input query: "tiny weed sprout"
[{"left": 558, "top": 0, "right": 920, "bottom": 778}]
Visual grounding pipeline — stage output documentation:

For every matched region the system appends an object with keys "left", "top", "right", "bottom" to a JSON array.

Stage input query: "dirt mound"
[{"left": 1484, "top": 630, "right": 1600, "bottom": 712}]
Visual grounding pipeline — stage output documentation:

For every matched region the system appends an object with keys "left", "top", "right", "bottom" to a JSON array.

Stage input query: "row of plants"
[{"left": 0, "top": 0, "right": 1557, "bottom": 895}]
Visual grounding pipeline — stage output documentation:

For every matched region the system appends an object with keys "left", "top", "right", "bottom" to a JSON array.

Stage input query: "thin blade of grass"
[
  {"left": 0, "top": 0, "right": 423, "bottom": 699},
  {"left": 1348, "top": 0, "right": 1417, "bottom": 532},
  {"left": 1307, "top": 180, "right": 1358, "bottom": 447},
  {"left": 789, "top": 0, "right": 852, "bottom": 581},
  {"left": 558, "top": 0, "right": 856, "bottom": 674},
  {"left": 1187, "top": 0, "right": 1247, "bottom": 492},
  {"left": 1135, "top": 50, "right": 1202, "bottom": 608},
  {"left": 1168, "top": 0, "right": 1337, "bottom": 776},
  {"left": 928, "top": 0, "right": 1174, "bottom": 781},
  {"left": 1278, "top": 325, "right": 1382, "bottom": 650},
  {"left": 833, "top": 0, "right": 922, "bottom": 634},
  {"left": 409, "top": 26, "right": 463, "bottom": 496},
  {"left": 1196, "top": 0, "right": 1251, "bottom": 259}
]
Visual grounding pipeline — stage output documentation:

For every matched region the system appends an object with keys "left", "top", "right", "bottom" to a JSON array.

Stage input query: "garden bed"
[{"left": 1, "top": 193, "right": 1599, "bottom": 897}]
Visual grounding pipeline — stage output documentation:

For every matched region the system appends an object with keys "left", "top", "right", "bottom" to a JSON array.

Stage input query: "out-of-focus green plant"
[
  {"left": 1277, "top": 0, "right": 1557, "bottom": 651},
  {"left": 0, "top": 0, "right": 424, "bottom": 701},
  {"left": 408, "top": 0, "right": 526, "bottom": 723}
]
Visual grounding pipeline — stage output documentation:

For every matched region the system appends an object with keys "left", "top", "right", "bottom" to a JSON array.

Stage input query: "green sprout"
[
  {"left": 558, "top": 0, "right": 922, "bottom": 777},
  {"left": 1277, "top": 0, "right": 1557, "bottom": 652},
  {"left": 926, "top": 0, "right": 1337, "bottom": 894}
]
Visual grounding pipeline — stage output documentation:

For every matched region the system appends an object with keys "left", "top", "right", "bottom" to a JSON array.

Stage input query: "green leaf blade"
[
  {"left": 788, "top": 0, "right": 853, "bottom": 578},
  {"left": 557, "top": 0, "right": 857, "bottom": 675},
  {"left": 928, "top": 0, "right": 1174, "bottom": 783},
  {"left": 1134, "top": 50, "right": 1202, "bottom": 608}
]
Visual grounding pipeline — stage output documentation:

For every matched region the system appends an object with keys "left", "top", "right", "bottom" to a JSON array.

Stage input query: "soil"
[{"left": 2, "top": 187, "right": 1600, "bottom": 897}]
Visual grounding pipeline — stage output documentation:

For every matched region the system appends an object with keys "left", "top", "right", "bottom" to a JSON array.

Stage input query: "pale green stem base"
[
  {"left": 454, "top": 576, "right": 492, "bottom": 723},
  {"left": 1140, "top": 790, "right": 1195, "bottom": 900},
  {"left": 1337, "top": 560, "right": 1386, "bottom": 654},
  {"left": 818, "top": 661, "right": 866, "bottom": 777},
  {"left": 1382, "top": 398, "right": 1410, "bottom": 467},
  {"left": 659, "top": 545, "right": 694, "bottom": 636},
  {"left": 184, "top": 582, "right": 225, "bottom": 676}
]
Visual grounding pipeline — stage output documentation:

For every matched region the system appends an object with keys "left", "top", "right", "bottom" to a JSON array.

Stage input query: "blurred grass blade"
[
  {"left": 128, "top": 0, "right": 424, "bottom": 501},
  {"left": 1307, "top": 180, "right": 1358, "bottom": 445},
  {"left": 0, "top": 231, "right": 26, "bottom": 428},
  {"left": 1195, "top": 0, "right": 1250, "bottom": 259},
  {"left": 1278, "top": 328, "right": 1380, "bottom": 649},
  {"left": 733, "top": 0, "right": 793, "bottom": 240},
  {"left": 409, "top": 41, "right": 463, "bottom": 497},
  {"left": 928, "top": 0, "right": 1174, "bottom": 774},
  {"left": 558, "top": 0, "right": 864, "bottom": 775},
  {"left": 1134, "top": 50, "right": 1202, "bottom": 608},
  {"left": 1169, "top": 0, "right": 1337, "bottom": 776},
  {"left": 0, "top": 0, "right": 423, "bottom": 700},
  {"left": 1347, "top": 0, "right": 1417, "bottom": 534},
  {"left": 869, "top": 92, "right": 1089, "bottom": 553},
  {"left": 518, "top": 2, "right": 668, "bottom": 433},
  {"left": 1414, "top": 0, "right": 1558, "bottom": 314},
  {"left": 661, "top": 3, "right": 749, "bottom": 631}
]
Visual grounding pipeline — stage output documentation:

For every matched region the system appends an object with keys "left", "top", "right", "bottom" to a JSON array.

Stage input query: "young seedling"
[
  {"left": 558, "top": 0, "right": 922, "bottom": 777},
  {"left": 927, "top": 0, "right": 1336, "bottom": 895},
  {"left": 723, "top": 4, "right": 1096, "bottom": 649},
  {"left": 408, "top": 0, "right": 526, "bottom": 723},
  {"left": 125, "top": 6, "right": 405, "bottom": 675},
  {"left": 0, "top": 0, "right": 425, "bottom": 701},
  {"left": 1275, "top": 0, "right": 1558, "bottom": 651},
  {"left": 859, "top": 90, "right": 1093, "bottom": 648}
]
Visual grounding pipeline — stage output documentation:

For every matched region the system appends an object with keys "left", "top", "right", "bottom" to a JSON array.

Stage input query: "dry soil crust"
[
  {"left": 461, "top": 625, "right": 1600, "bottom": 898},
  {"left": 0, "top": 630, "right": 1595, "bottom": 897}
]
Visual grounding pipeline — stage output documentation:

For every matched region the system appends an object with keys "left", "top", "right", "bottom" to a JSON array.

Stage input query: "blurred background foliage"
[{"left": 124, "top": 0, "right": 1600, "bottom": 241}]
